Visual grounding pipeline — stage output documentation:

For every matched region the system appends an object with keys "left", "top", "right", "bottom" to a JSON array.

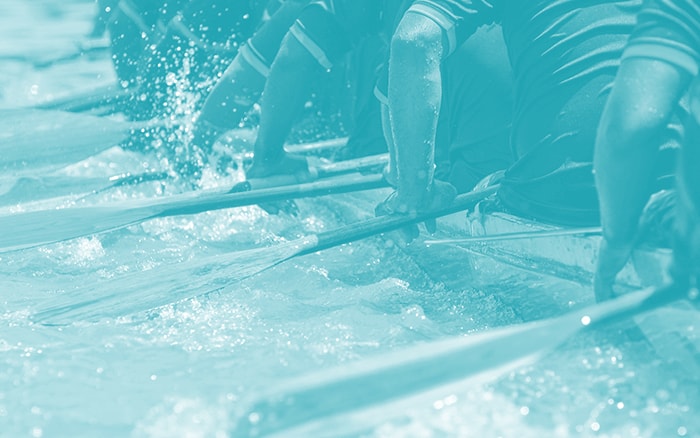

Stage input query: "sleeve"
[
  {"left": 290, "top": 0, "right": 383, "bottom": 69},
  {"left": 405, "top": 0, "right": 499, "bottom": 56}
]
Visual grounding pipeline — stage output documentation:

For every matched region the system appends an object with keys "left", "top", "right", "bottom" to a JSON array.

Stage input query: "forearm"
[
  {"left": 253, "top": 33, "right": 323, "bottom": 164},
  {"left": 595, "top": 105, "right": 667, "bottom": 246},
  {"left": 388, "top": 17, "right": 445, "bottom": 209},
  {"left": 595, "top": 59, "right": 690, "bottom": 245},
  {"left": 198, "top": 53, "right": 267, "bottom": 130},
  {"left": 594, "top": 130, "right": 658, "bottom": 244}
]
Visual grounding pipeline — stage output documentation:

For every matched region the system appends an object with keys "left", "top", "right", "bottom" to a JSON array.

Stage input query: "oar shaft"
[
  {"left": 33, "top": 84, "right": 134, "bottom": 113},
  {"left": 304, "top": 185, "right": 499, "bottom": 255},
  {"left": 425, "top": 226, "right": 603, "bottom": 245},
  {"left": 242, "top": 154, "right": 389, "bottom": 191},
  {"left": 239, "top": 283, "right": 694, "bottom": 436},
  {"left": 157, "top": 174, "right": 388, "bottom": 218}
]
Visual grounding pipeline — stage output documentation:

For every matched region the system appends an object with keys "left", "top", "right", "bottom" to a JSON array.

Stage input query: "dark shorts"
[{"left": 624, "top": 0, "right": 700, "bottom": 76}]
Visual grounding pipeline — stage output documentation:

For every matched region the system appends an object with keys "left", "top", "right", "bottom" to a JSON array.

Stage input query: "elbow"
[
  {"left": 390, "top": 16, "right": 445, "bottom": 70},
  {"left": 598, "top": 108, "right": 671, "bottom": 156}
]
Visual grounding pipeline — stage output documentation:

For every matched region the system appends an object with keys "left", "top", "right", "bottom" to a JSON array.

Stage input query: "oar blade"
[
  {"left": 31, "top": 237, "right": 318, "bottom": 325},
  {"left": 31, "top": 181, "right": 492, "bottom": 323},
  {"left": 0, "top": 204, "right": 152, "bottom": 253},
  {"left": 33, "top": 83, "right": 132, "bottom": 113},
  {"left": 234, "top": 286, "right": 675, "bottom": 436},
  {"left": 235, "top": 312, "right": 581, "bottom": 436},
  {"left": 0, "top": 109, "right": 136, "bottom": 175},
  {"left": 0, "top": 173, "right": 386, "bottom": 253}
]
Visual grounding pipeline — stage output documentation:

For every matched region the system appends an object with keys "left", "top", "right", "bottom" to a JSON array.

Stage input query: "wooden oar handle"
[{"left": 158, "top": 173, "right": 390, "bottom": 218}]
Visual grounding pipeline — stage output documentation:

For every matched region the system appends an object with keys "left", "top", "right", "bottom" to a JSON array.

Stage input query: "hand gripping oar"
[
  {"left": 31, "top": 185, "right": 497, "bottom": 325},
  {"left": 231, "top": 283, "right": 696, "bottom": 437},
  {"left": 0, "top": 173, "right": 389, "bottom": 253},
  {"left": 0, "top": 109, "right": 160, "bottom": 175}
]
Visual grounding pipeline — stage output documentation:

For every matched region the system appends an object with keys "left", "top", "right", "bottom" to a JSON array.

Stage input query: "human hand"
[
  {"left": 594, "top": 238, "right": 633, "bottom": 302},
  {"left": 230, "top": 153, "right": 311, "bottom": 216},
  {"left": 229, "top": 177, "right": 300, "bottom": 216},
  {"left": 246, "top": 153, "right": 310, "bottom": 180},
  {"left": 374, "top": 179, "right": 457, "bottom": 244}
]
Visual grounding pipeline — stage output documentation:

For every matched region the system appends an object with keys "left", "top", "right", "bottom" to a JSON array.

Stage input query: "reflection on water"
[{"left": 0, "top": 1, "right": 697, "bottom": 437}]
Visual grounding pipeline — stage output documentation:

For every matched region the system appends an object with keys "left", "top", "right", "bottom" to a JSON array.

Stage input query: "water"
[{"left": 0, "top": 1, "right": 698, "bottom": 437}]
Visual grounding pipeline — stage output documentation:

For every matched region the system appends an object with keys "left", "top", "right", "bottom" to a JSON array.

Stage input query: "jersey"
[
  {"left": 624, "top": 0, "right": 700, "bottom": 77},
  {"left": 495, "top": 1, "right": 640, "bottom": 225},
  {"left": 434, "top": 24, "right": 514, "bottom": 193}
]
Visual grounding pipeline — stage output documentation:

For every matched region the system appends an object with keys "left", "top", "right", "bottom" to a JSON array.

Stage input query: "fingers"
[
  {"left": 594, "top": 238, "right": 633, "bottom": 302},
  {"left": 229, "top": 181, "right": 252, "bottom": 193},
  {"left": 258, "top": 200, "right": 299, "bottom": 217},
  {"left": 594, "top": 273, "right": 616, "bottom": 303},
  {"left": 424, "top": 218, "right": 437, "bottom": 235}
]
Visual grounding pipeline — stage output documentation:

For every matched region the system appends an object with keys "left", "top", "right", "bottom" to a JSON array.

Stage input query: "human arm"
[
  {"left": 594, "top": 58, "right": 690, "bottom": 300},
  {"left": 194, "top": 0, "right": 309, "bottom": 145},
  {"left": 382, "top": 11, "right": 453, "bottom": 214},
  {"left": 247, "top": 31, "right": 324, "bottom": 178}
]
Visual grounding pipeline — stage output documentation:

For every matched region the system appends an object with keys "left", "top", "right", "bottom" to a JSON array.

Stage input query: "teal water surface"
[{"left": 0, "top": 1, "right": 698, "bottom": 437}]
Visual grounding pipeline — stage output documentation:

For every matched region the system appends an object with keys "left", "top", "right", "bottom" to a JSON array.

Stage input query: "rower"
[
  {"left": 375, "top": 22, "right": 513, "bottom": 198},
  {"left": 121, "top": 0, "right": 269, "bottom": 120},
  {"left": 594, "top": 0, "right": 700, "bottom": 301},
  {"left": 100, "top": 1, "right": 275, "bottom": 177},
  {"left": 377, "top": 1, "right": 677, "bottom": 241},
  {"left": 242, "top": 1, "right": 513, "bottom": 201},
  {"left": 190, "top": 0, "right": 313, "bottom": 156}
]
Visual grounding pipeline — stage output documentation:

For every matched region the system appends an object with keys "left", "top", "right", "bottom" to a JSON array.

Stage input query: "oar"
[
  {"left": 0, "top": 109, "right": 160, "bottom": 175},
  {"left": 31, "top": 185, "right": 497, "bottom": 325},
  {"left": 0, "top": 170, "right": 172, "bottom": 207},
  {"left": 0, "top": 173, "right": 389, "bottom": 253},
  {"left": 231, "top": 283, "right": 694, "bottom": 437},
  {"left": 238, "top": 153, "right": 388, "bottom": 191},
  {"left": 425, "top": 226, "right": 602, "bottom": 245},
  {"left": 31, "top": 39, "right": 111, "bottom": 70},
  {"left": 32, "top": 84, "right": 135, "bottom": 113},
  {"left": 1, "top": 39, "right": 110, "bottom": 70}
]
